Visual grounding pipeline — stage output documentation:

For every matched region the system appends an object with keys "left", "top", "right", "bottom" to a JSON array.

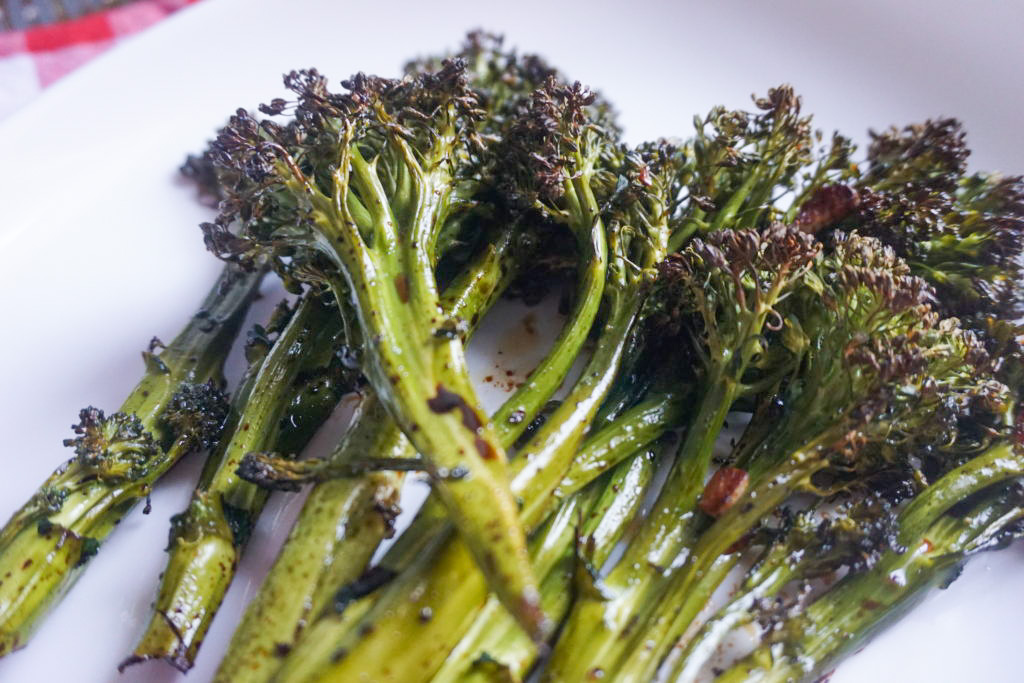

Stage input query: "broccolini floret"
[{"left": 0, "top": 266, "right": 259, "bottom": 656}]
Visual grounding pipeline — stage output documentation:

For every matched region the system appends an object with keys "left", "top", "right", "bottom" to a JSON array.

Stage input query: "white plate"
[{"left": 1, "top": 1, "right": 1022, "bottom": 681}]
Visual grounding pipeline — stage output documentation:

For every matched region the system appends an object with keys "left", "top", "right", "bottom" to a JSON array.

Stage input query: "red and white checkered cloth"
[{"left": 0, "top": 0, "right": 199, "bottom": 119}]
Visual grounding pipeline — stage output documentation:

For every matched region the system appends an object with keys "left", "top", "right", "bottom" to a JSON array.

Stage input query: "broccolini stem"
[
  {"left": 213, "top": 395, "right": 403, "bottom": 683},
  {"left": 666, "top": 538, "right": 808, "bottom": 681},
  {"left": 432, "top": 452, "right": 658, "bottom": 683},
  {"left": 896, "top": 442, "right": 1024, "bottom": 545},
  {"left": 312, "top": 134, "right": 543, "bottom": 638},
  {"left": 215, "top": 226, "right": 523, "bottom": 683},
  {"left": 122, "top": 294, "right": 344, "bottom": 671},
  {"left": 325, "top": 381, "right": 682, "bottom": 633},
  {"left": 440, "top": 226, "right": 520, "bottom": 336},
  {"left": 514, "top": 285, "right": 648, "bottom": 530},
  {"left": 611, "top": 437, "right": 828, "bottom": 681},
  {"left": 543, "top": 372, "right": 739, "bottom": 682},
  {"left": 551, "top": 390, "right": 687, "bottom": 507},
  {"left": 642, "top": 372, "right": 741, "bottom": 563},
  {"left": 345, "top": 183, "right": 670, "bottom": 648},
  {"left": 270, "top": 367, "right": 685, "bottom": 683},
  {"left": 0, "top": 265, "right": 261, "bottom": 657},
  {"left": 709, "top": 165, "right": 767, "bottom": 233},
  {"left": 492, "top": 216, "right": 608, "bottom": 444},
  {"left": 281, "top": 279, "right": 654, "bottom": 682}
]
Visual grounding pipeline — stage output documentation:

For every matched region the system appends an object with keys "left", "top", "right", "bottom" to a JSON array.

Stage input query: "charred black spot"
[
  {"left": 333, "top": 566, "right": 398, "bottom": 613},
  {"left": 427, "top": 384, "right": 485, "bottom": 434}
]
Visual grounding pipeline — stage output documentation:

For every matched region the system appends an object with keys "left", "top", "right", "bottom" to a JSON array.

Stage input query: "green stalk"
[
  {"left": 708, "top": 165, "right": 766, "bottom": 233},
  {"left": 123, "top": 294, "right": 343, "bottom": 670},
  {"left": 0, "top": 265, "right": 261, "bottom": 656},
  {"left": 214, "top": 228, "right": 520, "bottom": 683},
  {"left": 547, "top": 218, "right": 821, "bottom": 679},
  {"left": 271, "top": 370, "right": 679, "bottom": 683},
  {"left": 666, "top": 150, "right": 766, "bottom": 253},
  {"left": 547, "top": 395, "right": 819, "bottom": 682},
  {"left": 543, "top": 372, "right": 739, "bottom": 681},
  {"left": 719, "top": 442, "right": 1024, "bottom": 683},
  {"left": 514, "top": 285, "right": 647, "bottom": 529},
  {"left": 292, "top": 289, "right": 644, "bottom": 682},
  {"left": 610, "top": 435, "right": 830, "bottom": 681},
  {"left": 293, "top": 108, "right": 542, "bottom": 635},
  {"left": 353, "top": 203, "right": 629, "bottom": 595},
  {"left": 434, "top": 452, "right": 658, "bottom": 683},
  {"left": 492, "top": 216, "right": 608, "bottom": 444},
  {"left": 360, "top": 213, "right": 612, "bottom": 583},
  {"left": 264, "top": 135, "right": 675, "bottom": 679},
  {"left": 552, "top": 390, "right": 687, "bottom": 505},
  {"left": 454, "top": 566, "right": 572, "bottom": 683},
  {"left": 895, "top": 442, "right": 1024, "bottom": 542},
  {"left": 214, "top": 395, "right": 403, "bottom": 682},
  {"left": 640, "top": 372, "right": 740, "bottom": 563},
  {"left": 436, "top": 485, "right": 602, "bottom": 683},
  {"left": 666, "top": 536, "right": 810, "bottom": 681}
]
